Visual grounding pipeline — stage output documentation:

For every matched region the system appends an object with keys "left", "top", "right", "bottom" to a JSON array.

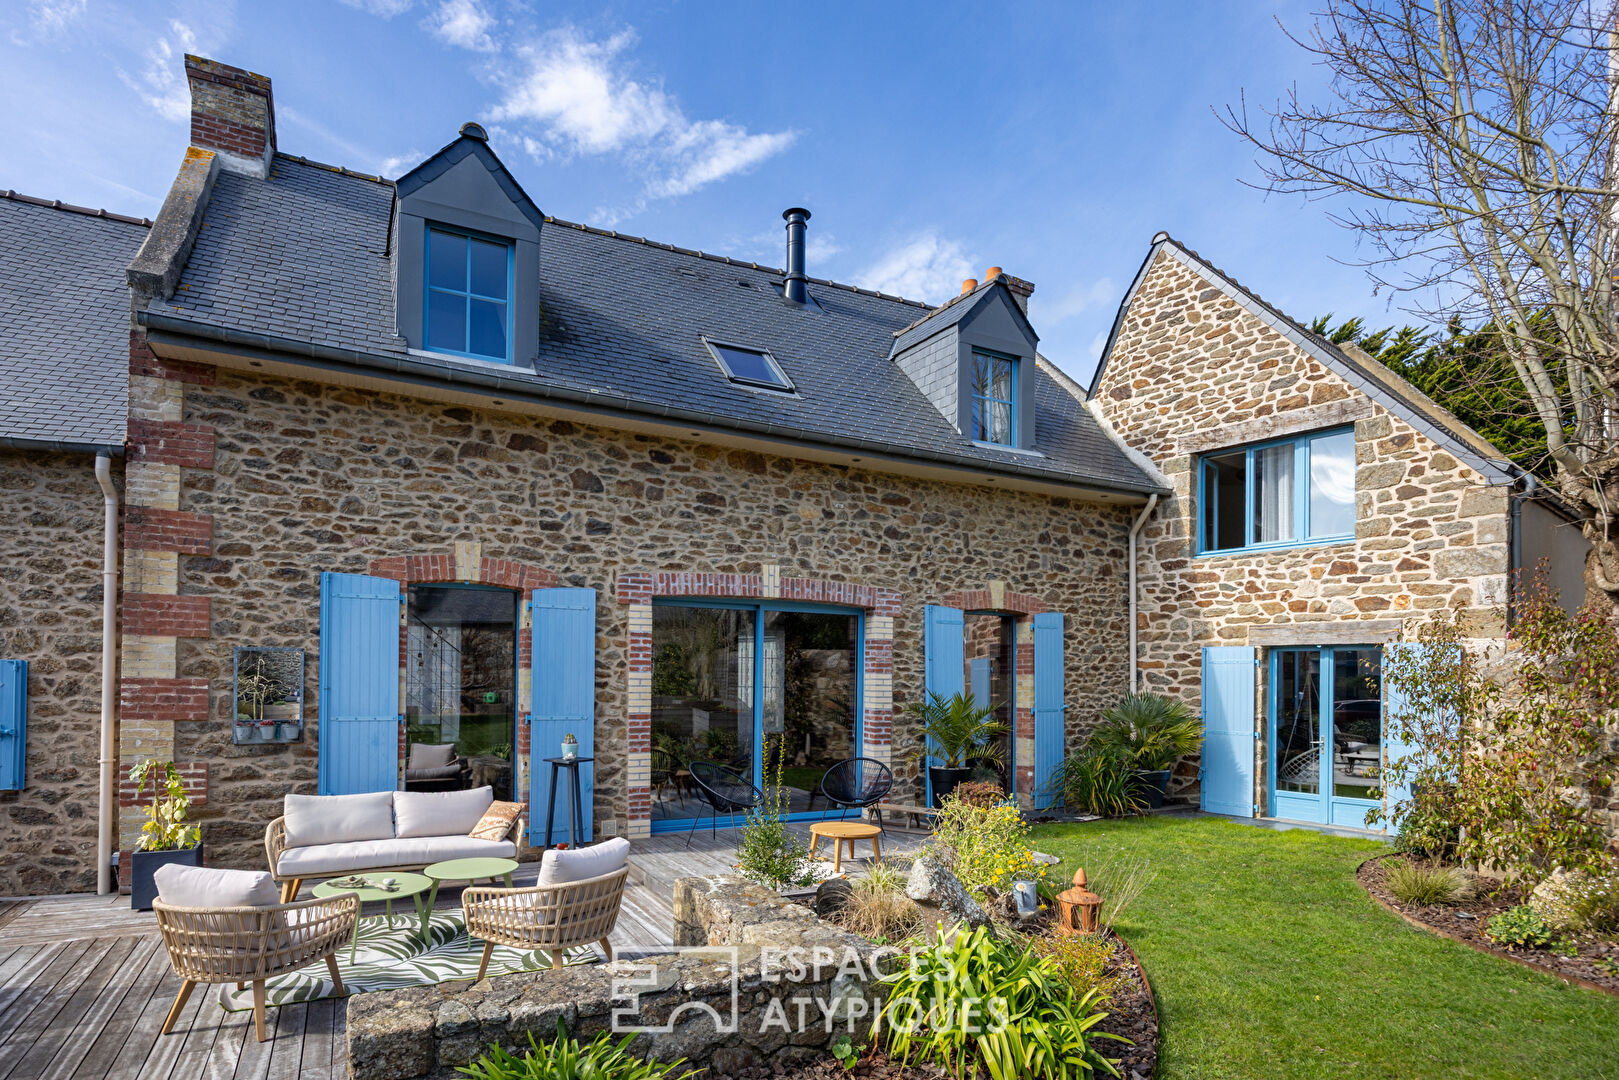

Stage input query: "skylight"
[{"left": 704, "top": 339, "right": 794, "bottom": 392}]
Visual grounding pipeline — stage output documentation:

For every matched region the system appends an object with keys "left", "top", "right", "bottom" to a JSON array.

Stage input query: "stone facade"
[
  {"left": 144, "top": 363, "right": 1134, "bottom": 872},
  {"left": 1094, "top": 245, "right": 1514, "bottom": 806},
  {"left": 0, "top": 450, "right": 116, "bottom": 896}
]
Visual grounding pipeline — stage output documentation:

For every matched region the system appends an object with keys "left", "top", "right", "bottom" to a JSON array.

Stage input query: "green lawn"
[{"left": 1030, "top": 816, "right": 1619, "bottom": 1080}]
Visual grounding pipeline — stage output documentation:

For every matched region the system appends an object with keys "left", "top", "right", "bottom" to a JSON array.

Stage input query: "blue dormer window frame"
[
  {"left": 1197, "top": 426, "right": 1357, "bottom": 556},
  {"left": 971, "top": 349, "right": 1018, "bottom": 447},
  {"left": 424, "top": 223, "right": 514, "bottom": 364}
]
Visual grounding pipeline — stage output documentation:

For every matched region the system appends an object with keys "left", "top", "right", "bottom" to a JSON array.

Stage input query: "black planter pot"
[
  {"left": 1134, "top": 769, "right": 1172, "bottom": 810},
  {"left": 130, "top": 842, "right": 203, "bottom": 910},
  {"left": 929, "top": 766, "right": 971, "bottom": 809}
]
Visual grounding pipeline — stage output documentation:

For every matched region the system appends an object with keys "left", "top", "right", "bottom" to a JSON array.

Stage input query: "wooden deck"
[{"left": 0, "top": 824, "right": 923, "bottom": 1079}]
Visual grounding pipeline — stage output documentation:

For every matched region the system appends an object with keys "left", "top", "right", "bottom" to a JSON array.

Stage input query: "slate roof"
[
  {"left": 0, "top": 192, "right": 149, "bottom": 451},
  {"left": 140, "top": 154, "right": 1163, "bottom": 496},
  {"left": 889, "top": 275, "right": 1036, "bottom": 356}
]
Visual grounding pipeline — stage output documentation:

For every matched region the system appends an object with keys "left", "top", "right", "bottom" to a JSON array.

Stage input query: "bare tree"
[{"left": 1226, "top": 0, "right": 1619, "bottom": 609}]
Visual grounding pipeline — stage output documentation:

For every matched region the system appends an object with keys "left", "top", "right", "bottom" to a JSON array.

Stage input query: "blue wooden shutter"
[
  {"left": 0, "top": 660, "right": 26, "bottom": 791},
  {"left": 1200, "top": 646, "right": 1256, "bottom": 817},
  {"left": 529, "top": 587, "right": 596, "bottom": 846},
  {"left": 921, "top": 605, "right": 965, "bottom": 806},
  {"left": 318, "top": 572, "right": 401, "bottom": 796},
  {"left": 1032, "top": 612, "right": 1065, "bottom": 810},
  {"left": 1380, "top": 642, "right": 1444, "bottom": 836}
]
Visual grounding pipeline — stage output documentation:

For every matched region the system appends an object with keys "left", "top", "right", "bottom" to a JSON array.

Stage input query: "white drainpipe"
[
  {"left": 1127, "top": 494, "right": 1159, "bottom": 694},
  {"left": 94, "top": 452, "right": 119, "bottom": 895}
]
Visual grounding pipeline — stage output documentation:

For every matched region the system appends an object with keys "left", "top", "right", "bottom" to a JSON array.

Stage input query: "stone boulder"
[
  {"left": 905, "top": 855, "right": 988, "bottom": 928},
  {"left": 1529, "top": 867, "right": 1594, "bottom": 930},
  {"left": 813, "top": 877, "right": 854, "bottom": 919}
]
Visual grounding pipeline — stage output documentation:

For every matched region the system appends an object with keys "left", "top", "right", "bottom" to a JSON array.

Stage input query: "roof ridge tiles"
[
  {"left": 541, "top": 213, "right": 932, "bottom": 309},
  {"left": 272, "top": 152, "right": 391, "bottom": 186},
  {"left": 0, "top": 189, "right": 151, "bottom": 227}
]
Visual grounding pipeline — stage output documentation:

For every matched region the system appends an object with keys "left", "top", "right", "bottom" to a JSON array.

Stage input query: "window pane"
[
  {"left": 1254, "top": 444, "right": 1295, "bottom": 544},
  {"left": 1309, "top": 431, "right": 1356, "bottom": 538},
  {"left": 991, "top": 357, "right": 1013, "bottom": 401},
  {"left": 761, "top": 610, "right": 858, "bottom": 815},
  {"left": 426, "top": 290, "right": 466, "bottom": 353},
  {"left": 713, "top": 344, "right": 787, "bottom": 387},
  {"left": 427, "top": 229, "right": 466, "bottom": 291},
  {"left": 971, "top": 399, "right": 985, "bottom": 441},
  {"left": 1330, "top": 648, "right": 1382, "bottom": 799},
  {"left": 990, "top": 399, "right": 1013, "bottom": 444},
  {"left": 1276, "top": 650, "right": 1321, "bottom": 795},
  {"left": 1203, "top": 451, "right": 1246, "bottom": 550},
  {"left": 649, "top": 606, "right": 756, "bottom": 823},
  {"left": 468, "top": 299, "right": 508, "bottom": 360},
  {"left": 972, "top": 353, "right": 990, "bottom": 396},
  {"left": 469, "top": 238, "right": 508, "bottom": 299}
]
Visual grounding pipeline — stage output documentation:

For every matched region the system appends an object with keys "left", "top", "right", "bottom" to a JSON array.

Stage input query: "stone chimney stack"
[
  {"left": 184, "top": 54, "right": 276, "bottom": 178},
  {"left": 1003, "top": 274, "right": 1035, "bottom": 316}
]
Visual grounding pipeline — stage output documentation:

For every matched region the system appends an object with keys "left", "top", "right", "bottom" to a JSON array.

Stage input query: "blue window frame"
[
  {"left": 1198, "top": 427, "right": 1355, "bottom": 554},
  {"left": 647, "top": 598, "right": 864, "bottom": 835},
  {"left": 1267, "top": 645, "right": 1385, "bottom": 828},
  {"left": 971, "top": 350, "right": 1017, "bottom": 446},
  {"left": 425, "top": 224, "right": 513, "bottom": 362}
]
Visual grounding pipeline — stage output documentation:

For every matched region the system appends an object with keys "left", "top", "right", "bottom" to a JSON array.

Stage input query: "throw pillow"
[
  {"left": 155, "top": 863, "right": 279, "bottom": 908},
  {"left": 393, "top": 785, "right": 494, "bottom": 838},
  {"left": 469, "top": 800, "right": 522, "bottom": 841},
  {"left": 407, "top": 742, "right": 456, "bottom": 770},
  {"left": 282, "top": 790, "right": 395, "bottom": 848},
  {"left": 536, "top": 836, "right": 631, "bottom": 886}
]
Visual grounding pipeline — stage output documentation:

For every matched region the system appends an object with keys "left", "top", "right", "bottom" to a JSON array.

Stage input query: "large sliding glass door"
[
  {"left": 1269, "top": 645, "right": 1383, "bottom": 827},
  {"left": 649, "top": 600, "right": 861, "bottom": 830}
]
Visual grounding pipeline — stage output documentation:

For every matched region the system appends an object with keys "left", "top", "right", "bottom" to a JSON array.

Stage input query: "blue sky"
[{"left": 0, "top": 0, "right": 1405, "bottom": 384}]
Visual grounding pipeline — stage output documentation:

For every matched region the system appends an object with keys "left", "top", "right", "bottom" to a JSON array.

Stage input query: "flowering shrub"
[
  {"left": 1374, "top": 577, "right": 1619, "bottom": 883},
  {"left": 925, "top": 793, "right": 1050, "bottom": 897}
]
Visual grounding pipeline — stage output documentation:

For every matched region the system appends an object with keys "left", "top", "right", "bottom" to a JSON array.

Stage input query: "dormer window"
[
  {"left": 971, "top": 349, "right": 1017, "bottom": 445},
  {"left": 425, "top": 224, "right": 512, "bottom": 362},
  {"left": 704, "top": 338, "right": 794, "bottom": 393}
]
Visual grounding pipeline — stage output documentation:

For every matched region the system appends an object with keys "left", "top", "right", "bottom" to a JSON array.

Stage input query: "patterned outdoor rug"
[{"left": 217, "top": 908, "right": 597, "bottom": 1010}]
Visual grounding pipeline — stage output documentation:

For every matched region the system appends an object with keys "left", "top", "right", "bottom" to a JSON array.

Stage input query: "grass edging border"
[{"left": 1355, "top": 853, "right": 1619, "bottom": 1000}]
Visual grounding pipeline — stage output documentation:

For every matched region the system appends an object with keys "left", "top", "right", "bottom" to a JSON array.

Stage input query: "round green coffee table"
[
  {"left": 311, "top": 871, "right": 434, "bottom": 962},
  {"left": 423, "top": 856, "right": 521, "bottom": 914}
]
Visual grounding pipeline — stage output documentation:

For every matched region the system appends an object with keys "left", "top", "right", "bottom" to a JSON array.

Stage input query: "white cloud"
[
  {"left": 427, "top": 0, "right": 496, "bottom": 52},
  {"left": 118, "top": 19, "right": 199, "bottom": 122},
  {"left": 852, "top": 233, "right": 976, "bottom": 304},
  {"left": 339, "top": 0, "right": 415, "bottom": 15},
  {"left": 1037, "top": 277, "right": 1116, "bottom": 325},
  {"left": 1088, "top": 329, "right": 1110, "bottom": 360},
  {"left": 492, "top": 27, "right": 795, "bottom": 201},
  {"left": 22, "top": 0, "right": 87, "bottom": 38}
]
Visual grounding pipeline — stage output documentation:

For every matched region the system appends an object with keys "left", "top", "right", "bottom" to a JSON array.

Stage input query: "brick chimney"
[{"left": 184, "top": 55, "right": 275, "bottom": 178}]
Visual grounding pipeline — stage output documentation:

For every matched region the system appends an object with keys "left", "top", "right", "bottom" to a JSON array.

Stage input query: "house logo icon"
[{"left": 609, "top": 947, "right": 741, "bottom": 1035}]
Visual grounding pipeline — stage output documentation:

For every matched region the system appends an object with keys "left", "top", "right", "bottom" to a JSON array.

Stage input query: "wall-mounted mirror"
[{"left": 233, "top": 647, "right": 304, "bottom": 744}]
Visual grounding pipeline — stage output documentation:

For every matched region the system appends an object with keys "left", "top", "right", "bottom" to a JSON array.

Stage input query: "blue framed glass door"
[
  {"left": 1268, "top": 645, "right": 1383, "bottom": 827},
  {"left": 648, "top": 599, "right": 864, "bottom": 833}
]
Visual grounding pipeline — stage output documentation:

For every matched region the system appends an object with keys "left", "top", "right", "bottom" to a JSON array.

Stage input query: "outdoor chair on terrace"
[
  {"left": 463, "top": 837, "right": 631, "bottom": 978},
  {"left": 812, "top": 757, "right": 895, "bottom": 831},
  {"left": 686, "top": 760, "right": 763, "bottom": 846}
]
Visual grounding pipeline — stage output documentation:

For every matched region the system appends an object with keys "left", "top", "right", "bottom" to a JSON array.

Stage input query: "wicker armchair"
[
  {"left": 462, "top": 865, "right": 629, "bottom": 980},
  {"left": 153, "top": 892, "right": 360, "bottom": 1043}
]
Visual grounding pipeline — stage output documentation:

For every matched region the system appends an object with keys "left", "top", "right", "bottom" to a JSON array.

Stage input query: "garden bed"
[{"left": 1357, "top": 854, "right": 1619, "bottom": 996}]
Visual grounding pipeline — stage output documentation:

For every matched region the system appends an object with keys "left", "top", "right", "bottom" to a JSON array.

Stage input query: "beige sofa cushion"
[
  {"left": 536, "top": 837, "right": 630, "bottom": 887},
  {"left": 276, "top": 834, "right": 516, "bottom": 877},
  {"left": 283, "top": 791, "right": 395, "bottom": 848},
  {"left": 394, "top": 786, "right": 493, "bottom": 839},
  {"left": 155, "top": 864, "right": 279, "bottom": 908}
]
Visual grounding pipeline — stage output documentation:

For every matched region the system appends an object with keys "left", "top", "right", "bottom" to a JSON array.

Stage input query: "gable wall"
[{"left": 1093, "top": 248, "right": 1512, "bottom": 803}]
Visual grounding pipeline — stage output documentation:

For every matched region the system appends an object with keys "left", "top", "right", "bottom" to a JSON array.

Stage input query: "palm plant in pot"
[
  {"left": 127, "top": 759, "right": 202, "bottom": 910},
  {"left": 905, "top": 691, "right": 1008, "bottom": 808},
  {"left": 1089, "top": 693, "right": 1202, "bottom": 809}
]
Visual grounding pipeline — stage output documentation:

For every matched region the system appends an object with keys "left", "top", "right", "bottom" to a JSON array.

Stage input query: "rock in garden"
[
  {"left": 1529, "top": 867, "right": 1593, "bottom": 930},
  {"left": 813, "top": 877, "right": 854, "bottom": 918},
  {"left": 905, "top": 856, "right": 989, "bottom": 927}
]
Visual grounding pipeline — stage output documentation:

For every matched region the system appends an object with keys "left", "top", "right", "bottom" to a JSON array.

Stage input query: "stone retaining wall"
[{"left": 347, "top": 876, "right": 885, "bottom": 1079}]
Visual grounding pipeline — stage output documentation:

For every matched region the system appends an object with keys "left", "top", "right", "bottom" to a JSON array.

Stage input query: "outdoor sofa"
[{"left": 265, "top": 786, "right": 523, "bottom": 901}]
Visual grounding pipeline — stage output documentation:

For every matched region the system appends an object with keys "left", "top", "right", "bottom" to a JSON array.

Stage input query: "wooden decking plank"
[
  {"left": 261, "top": 999, "right": 307, "bottom": 1080},
  {"left": 296, "top": 998, "right": 337, "bottom": 1080},
  {"left": 227, "top": 991, "right": 279, "bottom": 1080},
  {"left": 0, "top": 938, "right": 112, "bottom": 1078},
  {"left": 11, "top": 935, "right": 145, "bottom": 1080},
  {"left": 0, "top": 944, "right": 63, "bottom": 1022},
  {"left": 53, "top": 936, "right": 171, "bottom": 1080},
  {"left": 0, "top": 946, "right": 44, "bottom": 1004},
  {"left": 183, "top": 985, "right": 249, "bottom": 1080},
  {"left": 331, "top": 997, "right": 349, "bottom": 1080},
  {"left": 135, "top": 967, "right": 214, "bottom": 1080}
]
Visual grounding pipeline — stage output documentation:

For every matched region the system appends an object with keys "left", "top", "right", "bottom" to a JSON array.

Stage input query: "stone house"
[
  {"left": 1089, "top": 234, "right": 1588, "bottom": 826},
  {"left": 0, "top": 55, "right": 1587, "bottom": 896}
]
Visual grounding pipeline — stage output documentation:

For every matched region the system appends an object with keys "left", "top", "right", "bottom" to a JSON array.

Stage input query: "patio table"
[
  {"left": 311, "top": 871, "right": 434, "bottom": 962},
  {"left": 422, "top": 856, "right": 521, "bottom": 915}
]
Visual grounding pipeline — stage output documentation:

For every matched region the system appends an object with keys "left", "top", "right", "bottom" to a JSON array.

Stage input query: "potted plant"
[
  {"left": 562, "top": 732, "right": 578, "bottom": 760},
  {"left": 1089, "top": 693, "right": 1203, "bottom": 809},
  {"left": 127, "top": 759, "right": 202, "bottom": 910},
  {"left": 905, "top": 691, "right": 1008, "bottom": 808}
]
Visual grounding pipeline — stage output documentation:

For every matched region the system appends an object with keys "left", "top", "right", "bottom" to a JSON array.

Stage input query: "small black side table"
[{"left": 541, "top": 756, "right": 594, "bottom": 849}]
